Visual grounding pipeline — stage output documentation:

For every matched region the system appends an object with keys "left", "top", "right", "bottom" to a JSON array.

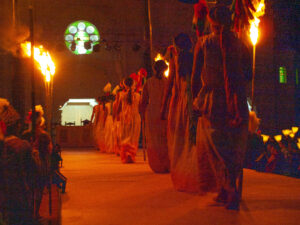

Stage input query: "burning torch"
[{"left": 249, "top": 0, "right": 265, "bottom": 110}]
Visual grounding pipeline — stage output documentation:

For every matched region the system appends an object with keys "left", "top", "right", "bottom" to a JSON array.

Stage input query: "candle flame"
[
  {"left": 249, "top": 1, "right": 265, "bottom": 46},
  {"left": 274, "top": 135, "right": 282, "bottom": 143},
  {"left": 282, "top": 129, "right": 292, "bottom": 136},
  {"left": 292, "top": 127, "right": 299, "bottom": 134},
  {"left": 289, "top": 133, "right": 295, "bottom": 139},
  {"left": 21, "top": 42, "right": 55, "bottom": 82},
  {"left": 154, "top": 53, "right": 169, "bottom": 77},
  {"left": 261, "top": 134, "right": 269, "bottom": 143}
]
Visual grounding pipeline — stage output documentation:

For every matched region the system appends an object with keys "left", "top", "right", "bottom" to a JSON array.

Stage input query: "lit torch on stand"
[
  {"left": 22, "top": 3, "right": 56, "bottom": 216},
  {"left": 43, "top": 57, "right": 55, "bottom": 135},
  {"left": 20, "top": 42, "right": 56, "bottom": 134},
  {"left": 249, "top": 1, "right": 265, "bottom": 111}
]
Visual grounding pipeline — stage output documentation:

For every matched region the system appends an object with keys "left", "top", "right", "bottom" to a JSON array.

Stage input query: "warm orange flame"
[
  {"left": 249, "top": 1, "right": 265, "bottom": 45},
  {"left": 274, "top": 135, "right": 282, "bottom": 143},
  {"left": 261, "top": 134, "right": 269, "bottom": 143},
  {"left": 289, "top": 133, "right": 295, "bottom": 139},
  {"left": 282, "top": 129, "right": 292, "bottom": 136},
  {"left": 21, "top": 42, "right": 55, "bottom": 82},
  {"left": 154, "top": 53, "right": 169, "bottom": 77},
  {"left": 292, "top": 127, "right": 299, "bottom": 134}
]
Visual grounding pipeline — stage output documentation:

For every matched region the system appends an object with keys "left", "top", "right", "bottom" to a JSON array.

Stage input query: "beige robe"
[
  {"left": 141, "top": 77, "right": 170, "bottom": 173},
  {"left": 193, "top": 32, "right": 251, "bottom": 195},
  {"left": 104, "top": 102, "right": 114, "bottom": 153},
  {"left": 93, "top": 105, "right": 107, "bottom": 152},
  {"left": 119, "top": 91, "right": 141, "bottom": 163}
]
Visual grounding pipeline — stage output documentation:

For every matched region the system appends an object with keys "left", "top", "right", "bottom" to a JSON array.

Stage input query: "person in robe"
[
  {"left": 103, "top": 83, "right": 115, "bottom": 154},
  {"left": 265, "top": 139, "right": 281, "bottom": 173},
  {"left": 0, "top": 98, "right": 35, "bottom": 224},
  {"left": 22, "top": 105, "right": 53, "bottom": 219},
  {"left": 160, "top": 33, "right": 201, "bottom": 192},
  {"left": 192, "top": 5, "right": 252, "bottom": 210},
  {"left": 33, "top": 116, "right": 52, "bottom": 219},
  {"left": 91, "top": 96, "right": 101, "bottom": 149},
  {"left": 113, "top": 81, "right": 127, "bottom": 156},
  {"left": 112, "top": 85, "right": 121, "bottom": 155},
  {"left": 117, "top": 77, "right": 141, "bottom": 163},
  {"left": 91, "top": 96, "right": 107, "bottom": 152},
  {"left": 140, "top": 60, "right": 170, "bottom": 173}
]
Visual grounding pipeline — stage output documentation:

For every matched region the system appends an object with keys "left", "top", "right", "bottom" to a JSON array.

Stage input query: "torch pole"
[
  {"left": 251, "top": 44, "right": 256, "bottom": 111},
  {"left": 141, "top": 0, "right": 153, "bottom": 161},
  {"left": 146, "top": 0, "right": 153, "bottom": 62},
  {"left": 45, "top": 81, "right": 51, "bottom": 133},
  {"left": 144, "top": 0, "right": 153, "bottom": 77},
  {"left": 142, "top": 120, "right": 147, "bottom": 161},
  {"left": 50, "top": 78, "right": 54, "bottom": 138},
  {"left": 29, "top": 6, "right": 36, "bottom": 140},
  {"left": 44, "top": 80, "right": 53, "bottom": 217},
  {"left": 29, "top": 5, "right": 37, "bottom": 220},
  {"left": 12, "top": 0, "right": 16, "bottom": 29},
  {"left": 45, "top": 78, "right": 53, "bottom": 216}
]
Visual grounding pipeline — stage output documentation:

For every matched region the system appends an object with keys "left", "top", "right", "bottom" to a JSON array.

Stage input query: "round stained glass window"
[{"left": 64, "top": 20, "right": 100, "bottom": 55}]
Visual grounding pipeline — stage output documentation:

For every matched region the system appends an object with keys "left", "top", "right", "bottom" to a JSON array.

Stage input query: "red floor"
[{"left": 59, "top": 148, "right": 300, "bottom": 225}]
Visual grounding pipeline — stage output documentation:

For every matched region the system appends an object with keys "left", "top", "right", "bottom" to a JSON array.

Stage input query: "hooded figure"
[{"left": 192, "top": 4, "right": 252, "bottom": 210}]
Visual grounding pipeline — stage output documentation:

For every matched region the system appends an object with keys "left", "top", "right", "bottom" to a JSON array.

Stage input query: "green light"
[
  {"left": 279, "top": 66, "right": 287, "bottom": 84},
  {"left": 64, "top": 21, "right": 100, "bottom": 55}
]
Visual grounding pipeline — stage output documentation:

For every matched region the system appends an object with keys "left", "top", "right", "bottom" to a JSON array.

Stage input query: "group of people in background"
[
  {"left": 91, "top": 74, "right": 142, "bottom": 163},
  {"left": 91, "top": 4, "right": 255, "bottom": 210},
  {"left": 0, "top": 101, "right": 64, "bottom": 224},
  {"left": 246, "top": 113, "right": 300, "bottom": 177}
]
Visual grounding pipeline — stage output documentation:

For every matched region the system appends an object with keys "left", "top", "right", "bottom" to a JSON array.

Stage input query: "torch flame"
[
  {"left": 21, "top": 42, "right": 55, "bottom": 82},
  {"left": 154, "top": 53, "right": 169, "bottom": 77},
  {"left": 249, "top": 1, "right": 265, "bottom": 46}
]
